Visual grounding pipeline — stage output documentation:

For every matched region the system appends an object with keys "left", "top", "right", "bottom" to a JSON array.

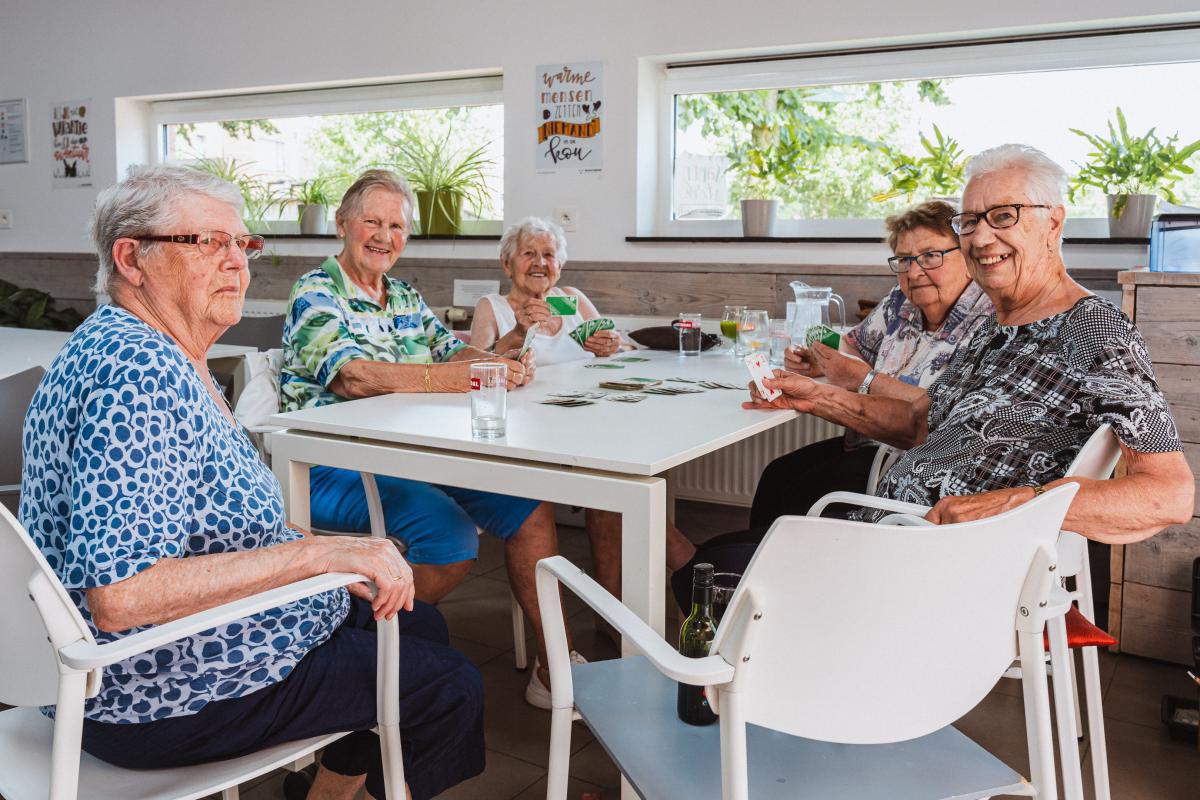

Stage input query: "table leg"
[
  {"left": 273, "top": 456, "right": 312, "bottom": 532},
  {"left": 618, "top": 478, "right": 667, "bottom": 654}
]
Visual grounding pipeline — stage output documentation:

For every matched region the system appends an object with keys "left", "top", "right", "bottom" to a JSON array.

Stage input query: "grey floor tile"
[
  {"left": 435, "top": 750, "right": 545, "bottom": 800},
  {"left": 1086, "top": 717, "right": 1200, "bottom": 800},
  {"left": 512, "top": 773, "right": 610, "bottom": 799},
  {"left": 560, "top": 738, "right": 622, "bottom": 791},
  {"left": 439, "top": 574, "right": 530, "bottom": 651},
  {"left": 1104, "top": 653, "right": 1199, "bottom": 729},
  {"left": 451, "top": 634, "right": 509, "bottom": 669}
]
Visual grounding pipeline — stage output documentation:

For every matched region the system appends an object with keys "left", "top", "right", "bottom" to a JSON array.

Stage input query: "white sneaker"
[{"left": 525, "top": 651, "right": 588, "bottom": 710}]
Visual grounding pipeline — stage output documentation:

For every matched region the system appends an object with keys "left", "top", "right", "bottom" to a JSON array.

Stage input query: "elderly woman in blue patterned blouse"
[
  {"left": 20, "top": 165, "right": 483, "bottom": 800},
  {"left": 747, "top": 144, "right": 1194, "bottom": 542}
]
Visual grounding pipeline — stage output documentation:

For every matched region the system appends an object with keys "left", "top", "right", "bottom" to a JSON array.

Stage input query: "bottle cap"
[{"left": 693, "top": 562, "right": 714, "bottom": 587}]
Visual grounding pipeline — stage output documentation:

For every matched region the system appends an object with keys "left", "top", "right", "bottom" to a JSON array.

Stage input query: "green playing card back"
[
  {"left": 804, "top": 324, "right": 840, "bottom": 349},
  {"left": 546, "top": 295, "right": 579, "bottom": 316}
]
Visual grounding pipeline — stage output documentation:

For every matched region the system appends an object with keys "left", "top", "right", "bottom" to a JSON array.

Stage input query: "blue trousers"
[{"left": 81, "top": 598, "right": 485, "bottom": 800}]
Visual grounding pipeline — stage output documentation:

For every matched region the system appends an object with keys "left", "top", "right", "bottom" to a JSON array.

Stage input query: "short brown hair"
[
  {"left": 883, "top": 200, "right": 957, "bottom": 252},
  {"left": 335, "top": 169, "right": 416, "bottom": 229}
]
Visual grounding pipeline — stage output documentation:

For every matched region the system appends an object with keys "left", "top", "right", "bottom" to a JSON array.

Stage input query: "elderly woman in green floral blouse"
[{"left": 280, "top": 169, "right": 586, "bottom": 709}]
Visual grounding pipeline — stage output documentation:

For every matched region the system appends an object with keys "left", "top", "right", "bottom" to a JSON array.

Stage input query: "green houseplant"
[
  {"left": 189, "top": 156, "right": 281, "bottom": 234},
  {"left": 1069, "top": 107, "right": 1200, "bottom": 237},
  {"left": 0, "top": 280, "right": 84, "bottom": 331},
  {"left": 385, "top": 130, "right": 493, "bottom": 235},
  {"left": 282, "top": 176, "right": 340, "bottom": 236},
  {"left": 873, "top": 125, "right": 966, "bottom": 204}
]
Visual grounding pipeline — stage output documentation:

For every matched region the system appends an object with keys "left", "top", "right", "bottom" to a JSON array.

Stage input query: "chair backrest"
[
  {"left": 217, "top": 314, "right": 286, "bottom": 350},
  {"left": 0, "top": 366, "right": 46, "bottom": 486},
  {"left": 0, "top": 501, "right": 96, "bottom": 707},
  {"left": 232, "top": 348, "right": 283, "bottom": 428},
  {"left": 712, "top": 484, "right": 1077, "bottom": 745},
  {"left": 1064, "top": 422, "right": 1121, "bottom": 481},
  {"left": 865, "top": 443, "right": 902, "bottom": 495}
]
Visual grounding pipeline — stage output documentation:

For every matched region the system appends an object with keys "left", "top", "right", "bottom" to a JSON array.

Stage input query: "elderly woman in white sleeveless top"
[
  {"left": 471, "top": 217, "right": 697, "bottom": 617},
  {"left": 470, "top": 216, "right": 623, "bottom": 362}
]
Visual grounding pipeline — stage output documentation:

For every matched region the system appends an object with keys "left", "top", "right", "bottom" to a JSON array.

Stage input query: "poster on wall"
[
  {"left": 0, "top": 98, "right": 29, "bottom": 164},
  {"left": 535, "top": 62, "right": 603, "bottom": 172},
  {"left": 51, "top": 99, "right": 92, "bottom": 188}
]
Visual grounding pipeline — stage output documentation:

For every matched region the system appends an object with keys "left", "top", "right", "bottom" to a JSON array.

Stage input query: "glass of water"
[
  {"left": 470, "top": 362, "right": 507, "bottom": 438},
  {"left": 768, "top": 318, "right": 790, "bottom": 366}
]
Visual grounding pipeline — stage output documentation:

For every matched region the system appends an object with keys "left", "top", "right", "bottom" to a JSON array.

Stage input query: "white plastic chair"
[
  {"left": 808, "top": 424, "right": 1121, "bottom": 800},
  {"left": 0, "top": 501, "right": 404, "bottom": 800},
  {"left": 537, "top": 484, "right": 1079, "bottom": 800},
  {"left": 232, "top": 350, "right": 529, "bottom": 670},
  {"left": 864, "top": 442, "right": 902, "bottom": 495}
]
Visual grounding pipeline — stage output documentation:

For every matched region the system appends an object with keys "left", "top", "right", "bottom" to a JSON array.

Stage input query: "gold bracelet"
[
  {"left": 424, "top": 363, "right": 432, "bottom": 393},
  {"left": 1031, "top": 484, "right": 1046, "bottom": 497}
]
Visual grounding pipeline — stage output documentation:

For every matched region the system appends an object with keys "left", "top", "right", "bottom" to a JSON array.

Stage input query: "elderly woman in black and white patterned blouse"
[{"left": 746, "top": 143, "right": 1194, "bottom": 543}]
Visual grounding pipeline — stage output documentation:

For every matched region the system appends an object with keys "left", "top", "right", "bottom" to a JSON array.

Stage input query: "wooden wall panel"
[
  {"left": 1133, "top": 286, "right": 1200, "bottom": 366},
  {"left": 1122, "top": 517, "right": 1200, "bottom": 591},
  {"left": 1118, "top": 582, "right": 1193, "bottom": 665},
  {"left": 1158, "top": 364, "right": 1200, "bottom": 443}
]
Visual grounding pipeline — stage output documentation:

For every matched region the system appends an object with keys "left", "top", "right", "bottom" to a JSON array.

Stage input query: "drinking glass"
[
  {"left": 737, "top": 310, "right": 769, "bottom": 356},
  {"left": 768, "top": 318, "right": 790, "bottom": 366},
  {"left": 678, "top": 312, "right": 703, "bottom": 357},
  {"left": 711, "top": 572, "right": 741, "bottom": 623},
  {"left": 470, "top": 362, "right": 507, "bottom": 438},
  {"left": 721, "top": 305, "right": 745, "bottom": 355}
]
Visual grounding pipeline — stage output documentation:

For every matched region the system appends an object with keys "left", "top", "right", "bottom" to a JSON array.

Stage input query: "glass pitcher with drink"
[{"left": 788, "top": 281, "right": 846, "bottom": 346}]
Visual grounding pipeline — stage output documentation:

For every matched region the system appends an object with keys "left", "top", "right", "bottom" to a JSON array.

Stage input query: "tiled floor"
[{"left": 5, "top": 501, "right": 1198, "bottom": 798}]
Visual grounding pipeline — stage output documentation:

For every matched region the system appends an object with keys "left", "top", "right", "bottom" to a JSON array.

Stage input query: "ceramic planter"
[
  {"left": 740, "top": 198, "right": 779, "bottom": 237},
  {"left": 1106, "top": 194, "right": 1156, "bottom": 238},
  {"left": 298, "top": 204, "right": 328, "bottom": 236},
  {"left": 416, "top": 190, "right": 464, "bottom": 235}
]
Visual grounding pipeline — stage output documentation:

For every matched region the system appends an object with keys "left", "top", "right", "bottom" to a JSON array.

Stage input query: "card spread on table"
[
  {"left": 539, "top": 398, "right": 595, "bottom": 407},
  {"left": 583, "top": 362, "right": 624, "bottom": 369},
  {"left": 698, "top": 380, "right": 742, "bottom": 390},
  {"left": 569, "top": 317, "right": 615, "bottom": 346},
  {"left": 666, "top": 377, "right": 698, "bottom": 383},
  {"left": 804, "top": 324, "right": 841, "bottom": 349},
  {"left": 517, "top": 322, "right": 540, "bottom": 359},
  {"left": 546, "top": 295, "right": 580, "bottom": 316},
  {"left": 643, "top": 386, "right": 704, "bottom": 395},
  {"left": 606, "top": 393, "right": 647, "bottom": 403},
  {"left": 610, "top": 356, "right": 649, "bottom": 363},
  {"left": 598, "top": 377, "right": 663, "bottom": 391},
  {"left": 549, "top": 390, "right": 608, "bottom": 399}
]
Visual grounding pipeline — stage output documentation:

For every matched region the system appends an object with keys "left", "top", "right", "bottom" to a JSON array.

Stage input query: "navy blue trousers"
[{"left": 81, "top": 598, "right": 484, "bottom": 800}]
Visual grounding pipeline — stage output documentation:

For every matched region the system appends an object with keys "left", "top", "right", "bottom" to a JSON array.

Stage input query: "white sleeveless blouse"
[{"left": 482, "top": 288, "right": 593, "bottom": 365}]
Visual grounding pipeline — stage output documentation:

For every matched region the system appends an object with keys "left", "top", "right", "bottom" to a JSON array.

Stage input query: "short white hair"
[
  {"left": 499, "top": 217, "right": 568, "bottom": 265},
  {"left": 90, "top": 164, "right": 243, "bottom": 293},
  {"left": 964, "top": 144, "right": 1069, "bottom": 207}
]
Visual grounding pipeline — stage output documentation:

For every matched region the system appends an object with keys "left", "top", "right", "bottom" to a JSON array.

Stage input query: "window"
[
  {"left": 151, "top": 76, "right": 504, "bottom": 235},
  {"left": 658, "top": 28, "right": 1200, "bottom": 238}
]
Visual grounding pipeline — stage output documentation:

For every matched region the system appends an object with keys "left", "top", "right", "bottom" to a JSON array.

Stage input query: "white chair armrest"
[
  {"left": 0, "top": 483, "right": 18, "bottom": 493},
  {"left": 56, "top": 572, "right": 369, "bottom": 670},
  {"left": 807, "top": 491, "right": 932, "bottom": 518},
  {"left": 535, "top": 557, "right": 734, "bottom": 709}
]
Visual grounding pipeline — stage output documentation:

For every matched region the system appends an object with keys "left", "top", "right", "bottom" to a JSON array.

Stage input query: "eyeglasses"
[
  {"left": 133, "top": 230, "right": 266, "bottom": 259},
  {"left": 950, "top": 204, "right": 1051, "bottom": 235},
  {"left": 887, "top": 246, "right": 960, "bottom": 274}
]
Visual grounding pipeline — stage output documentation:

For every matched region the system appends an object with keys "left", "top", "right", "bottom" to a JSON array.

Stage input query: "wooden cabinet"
[{"left": 1114, "top": 270, "right": 1200, "bottom": 664}]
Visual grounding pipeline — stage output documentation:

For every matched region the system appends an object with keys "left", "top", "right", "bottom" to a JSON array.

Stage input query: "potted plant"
[
  {"left": 1069, "top": 107, "right": 1200, "bottom": 238},
  {"left": 872, "top": 125, "right": 966, "bottom": 206},
  {"left": 283, "top": 176, "right": 339, "bottom": 236},
  {"left": 189, "top": 156, "right": 281, "bottom": 234},
  {"left": 385, "top": 130, "right": 493, "bottom": 235}
]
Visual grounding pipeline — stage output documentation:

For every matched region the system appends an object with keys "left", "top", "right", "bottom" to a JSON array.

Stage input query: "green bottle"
[{"left": 677, "top": 562, "right": 718, "bottom": 726}]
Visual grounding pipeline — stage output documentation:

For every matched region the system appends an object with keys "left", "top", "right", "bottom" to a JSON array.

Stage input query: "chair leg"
[
  {"left": 1067, "top": 648, "right": 1082, "bottom": 740},
  {"left": 1047, "top": 617, "right": 1084, "bottom": 800},
  {"left": 221, "top": 788, "right": 239, "bottom": 800},
  {"left": 1080, "top": 645, "right": 1111, "bottom": 800},
  {"left": 547, "top": 706, "right": 574, "bottom": 800},
  {"left": 719, "top": 691, "right": 749, "bottom": 800},
  {"left": 49, "top": 671, "right": 88, "bottom": 800},
  {"left": 1018, "top": 629, "right": 1058, "bottom": 800},
  {"left": 512, "top": 592, "right": 528, "bottom": 670}
]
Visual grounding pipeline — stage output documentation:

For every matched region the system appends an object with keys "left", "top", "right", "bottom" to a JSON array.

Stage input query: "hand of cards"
[
  {"left": 569, "top": 317, "right": 616, "bottom": 346},
  {"left": 804, "top": 324, "right": 840, "bottom": 349},
  {"left": 745, "top": 352, "right": 781, "bottom": 402}
]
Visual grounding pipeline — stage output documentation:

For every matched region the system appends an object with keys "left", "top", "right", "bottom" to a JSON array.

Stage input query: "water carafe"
[{"left": 788, "top": 281, "right": 845, "bottom": 345}]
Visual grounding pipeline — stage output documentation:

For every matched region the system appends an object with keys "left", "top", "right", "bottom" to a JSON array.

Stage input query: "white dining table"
[
  {"left": 269, "top": 348, "right": 798, "bottom": 647},
  {"left": 0, "top": 326, "right": 256, "bottom": 378}
]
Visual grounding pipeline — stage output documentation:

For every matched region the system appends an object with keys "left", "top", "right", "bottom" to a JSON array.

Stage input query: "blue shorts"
[{"left": 309, "top": 466, "right": 540, "bottom": 565}]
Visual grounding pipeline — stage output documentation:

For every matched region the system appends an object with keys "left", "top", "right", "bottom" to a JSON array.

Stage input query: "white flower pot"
[
  {"left": 1106, "top": 194, "right": 1156, "bottom": 238},
  {"left": 740, "top": 199, "right": 779, "bottom": 237},
  {"left": 299, "top": 204, "right": 328, "bottom": 236}
]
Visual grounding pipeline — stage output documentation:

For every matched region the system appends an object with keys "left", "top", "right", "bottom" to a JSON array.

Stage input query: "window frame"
[
  {"left": 148, "top": 75, "right": 505, "bottom": 234},
  {"left": 655, "top": 28, "right": 1200, "bottom": 239}
]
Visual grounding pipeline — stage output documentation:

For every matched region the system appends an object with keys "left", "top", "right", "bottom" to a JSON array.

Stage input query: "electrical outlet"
[
  {"left": 554, "top": 207, "right": 578, "bottom": 232},
  {"left": 0, "top": 210, "right": 11, "bottom": 229}
]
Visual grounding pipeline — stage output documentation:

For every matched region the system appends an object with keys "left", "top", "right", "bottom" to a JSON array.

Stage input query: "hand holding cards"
[
  {"left": 545, "top": 295, "right": 579, "bottom": 316},
  {"left": 569, "top": 317, "right": 615, "bottom": 346},
  {"left": 804, "top": 324, "right": 840, "bottom": 350},
  {"left": 517, "top": 322, "right": 540, "bottom": 360},
  {"left": 744, "top": 352, "right": 781, "bottom": 402}
]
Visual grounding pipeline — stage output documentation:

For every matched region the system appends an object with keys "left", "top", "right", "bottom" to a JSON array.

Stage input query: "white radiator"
[{"left": 670, "top": 417, "right": 844, "bottom": 507}]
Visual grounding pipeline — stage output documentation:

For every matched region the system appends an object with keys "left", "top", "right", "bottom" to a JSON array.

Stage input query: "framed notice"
[
  {"left": 535, "top": 62, "right": 603, "bottom": 172},
  {"left": 0, "top": 98, "right": 28, "bottom": 164},
  {"left": 51, "top": 99, "right": 93, "bottom": 188}
]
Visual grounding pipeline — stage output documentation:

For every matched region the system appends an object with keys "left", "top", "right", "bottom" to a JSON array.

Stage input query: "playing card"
[
  {"left": 584, "top": 363, "right": 625, "bottom": 369},
  {"left": 546, "top": 295, "right": 579, "bottom": 316},
  {"left": 568, "top": 317, "right": 615, "bottom": 346},
  {"left": 698, "top": 381, "right": 741, "bottom": 390},
  {"left": 610, "top": 356, "right": 649, "bottom": 363},
  {"left": 745, "top": 352, "right": 782, "bottom": 402},
  {"left": 804, "top": 324, "right": 841, "bottom": 349},
  {"left": 517, "top": 322, "right": 540, "bottom": 360},
  {"left": 606, "top": 393, "right": 647, "bottom": 403},
  {"left": 539, "top": 398, "right": 594, "bottom": 407}
]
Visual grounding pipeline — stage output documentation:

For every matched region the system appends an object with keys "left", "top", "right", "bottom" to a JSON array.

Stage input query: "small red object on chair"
[{"left": 1043, "top": 606, "right": 1117, "bottom": 650}]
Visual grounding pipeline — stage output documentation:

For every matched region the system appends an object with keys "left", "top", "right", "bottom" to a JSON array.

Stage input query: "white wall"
[{"left": 2, "top": 0, "right": 1197, "bottom": 268}]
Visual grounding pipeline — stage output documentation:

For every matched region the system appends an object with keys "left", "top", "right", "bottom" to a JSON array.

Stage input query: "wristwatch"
[{"left": 857, "top": 369, "right": 878, "bottom": 395}]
